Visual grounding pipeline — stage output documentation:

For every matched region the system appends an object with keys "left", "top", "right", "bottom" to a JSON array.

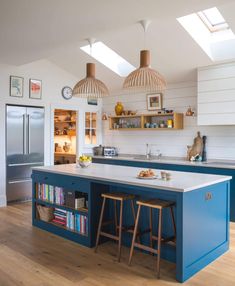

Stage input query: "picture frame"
[
  {"left": 87, "top": 98, "right": 98, "bottom": 106},
  {"left": 10, "top": 76, "right": 24, "bottom": 98},
  {"left": 146, "top": 93, "right": 162, "bottom": 111},
  {"left": 29, "top": 79, "right": 42, "bottom": 99}
]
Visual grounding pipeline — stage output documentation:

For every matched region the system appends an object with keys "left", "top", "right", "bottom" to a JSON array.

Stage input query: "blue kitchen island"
[
  {"left": 93, "top": 155, "right": 235, "bottom": 222},
  {"left": 32, "top": 163, "right": 231, "bottom": 283}
]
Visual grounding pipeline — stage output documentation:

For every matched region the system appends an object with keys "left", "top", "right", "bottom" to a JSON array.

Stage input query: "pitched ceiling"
[{"left": 1, "top": 0, "right": 235, "bottom": 91}]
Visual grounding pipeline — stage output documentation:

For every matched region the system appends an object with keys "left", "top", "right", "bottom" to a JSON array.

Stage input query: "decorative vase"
[
  {"left": 63, "top": 142, "right": 71, "bottom": 152},
  {"left": 115, "top": 102, "right": 124, "bottom": 116}
]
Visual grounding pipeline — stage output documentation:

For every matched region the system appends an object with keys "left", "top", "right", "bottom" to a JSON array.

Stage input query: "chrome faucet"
[{"left": 156, "top": 149, "right": 162, "bottom": 159}]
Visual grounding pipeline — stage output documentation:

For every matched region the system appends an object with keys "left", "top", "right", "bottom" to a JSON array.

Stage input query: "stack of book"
[
  {"left": 75, "top": 214, "right": 88, "bottom": 235},
  {"left": 52, "top": 208, "right": 66, "bottom": 226}
]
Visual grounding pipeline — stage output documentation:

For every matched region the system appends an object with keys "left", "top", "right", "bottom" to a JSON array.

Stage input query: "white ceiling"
[{"left": 1, "top": 0, "right": 235, "bottom": 91}]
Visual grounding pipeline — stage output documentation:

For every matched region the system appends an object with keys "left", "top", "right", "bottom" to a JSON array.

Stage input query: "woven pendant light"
[
  {"left": 73, "top": 63, "right": 109, "bottom": 98},
  {"left": 73, "top": 39, "right": 109, "bottom": 98},
  {"left": 123, "top": 20, "right": 166, "bottom": 93}
]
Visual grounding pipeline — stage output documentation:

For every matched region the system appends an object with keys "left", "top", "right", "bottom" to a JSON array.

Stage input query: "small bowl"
[
  {"left": 122, "top": 110, "right": 129, "bottom": 115},
  {"left": 130, "top": 111, "right": 137, "bottom": 115},
  {"left": 77, "top": 160, "right": 91, "bottom": 168}
]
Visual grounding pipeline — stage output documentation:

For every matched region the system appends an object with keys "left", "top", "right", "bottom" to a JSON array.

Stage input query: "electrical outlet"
[{"left": 205, "top": 192, "right": 213, "bottom": 200}]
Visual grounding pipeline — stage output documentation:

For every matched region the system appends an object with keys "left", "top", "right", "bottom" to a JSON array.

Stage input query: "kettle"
[{"left": 92, "top": 145, "right": 104, "bottom": 156}]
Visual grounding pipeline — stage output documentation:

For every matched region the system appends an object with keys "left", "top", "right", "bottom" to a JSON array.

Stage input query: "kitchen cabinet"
[
  {"left": 198, "top": 62, "right": 235, "bottom": 125},
  {"left": 54, "top": 109, "right": 77, "bottom": 164},
  {"left": 85, "top": 112, "right": 97, "bottom": 145}
]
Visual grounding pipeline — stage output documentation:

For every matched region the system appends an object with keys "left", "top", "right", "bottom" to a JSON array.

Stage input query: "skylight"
[
  {"left": 177, "top": 7, "right": 235, "bottom": 60},
  {"left": 80, "top": 42, "right": 136, "bottom": 77},
  {"left": 197, "top": 7, "right": 229, "bottom": 32}
]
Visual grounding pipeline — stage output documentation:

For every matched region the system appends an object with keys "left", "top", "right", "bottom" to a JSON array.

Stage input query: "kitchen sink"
[{"left": 133, "top": 155, "right": 161, "bottom": 161}]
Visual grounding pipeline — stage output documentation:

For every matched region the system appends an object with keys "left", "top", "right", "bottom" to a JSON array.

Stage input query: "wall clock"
[{"left": 61, "top": 86, "right": 73, "bottom": 100}]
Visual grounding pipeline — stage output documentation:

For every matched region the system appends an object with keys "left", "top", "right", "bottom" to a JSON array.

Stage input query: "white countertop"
[
  {"left": 32, "top": 163, "right": 231, "bottom": 193},
  {"left": 92, "top": 154, "right": 235, "bottom": 170}
]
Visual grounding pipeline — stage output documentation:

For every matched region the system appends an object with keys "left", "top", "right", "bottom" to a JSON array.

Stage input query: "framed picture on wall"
[
  {"left": 146, "top": 93, "right": 162, "bottom": 111},
  {"left": 29, "top": 79, "right": 42, "bottom": 99},
  {"left": 10, "top": 76, "right": 24, "bottom": 97}
]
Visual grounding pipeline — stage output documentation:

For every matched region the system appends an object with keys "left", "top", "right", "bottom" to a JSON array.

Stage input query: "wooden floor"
[{"left": 0, "top": 203, "right": 234, "bottom": 286}]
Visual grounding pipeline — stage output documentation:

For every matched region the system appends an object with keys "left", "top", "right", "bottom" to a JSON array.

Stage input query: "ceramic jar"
[
  {"left": 63, "top": 142, "right": 71, "bottom": 152},
  {"left": 167, "top": 119, "right": 173, "bottom": 128},
  {"left": 115, "top": 102, "right": 124, "bottom": 116}
]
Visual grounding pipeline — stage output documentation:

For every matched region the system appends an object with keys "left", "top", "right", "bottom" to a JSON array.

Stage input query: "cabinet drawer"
[{"left": 32, "top": 171, "right": 90, "bottom": 193}]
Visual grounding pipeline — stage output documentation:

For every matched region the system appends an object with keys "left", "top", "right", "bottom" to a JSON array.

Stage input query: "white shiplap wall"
[
  {"left": 198, "top": 62, "right": 235, "bottom": 125},
  {"left": 102, "top": 82, "right": 235, "bottom": 160}
]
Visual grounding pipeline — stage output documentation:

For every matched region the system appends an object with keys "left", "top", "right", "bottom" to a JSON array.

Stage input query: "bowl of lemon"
[{"left": 77, "top": 155, "right": 92, "bottom": 168}]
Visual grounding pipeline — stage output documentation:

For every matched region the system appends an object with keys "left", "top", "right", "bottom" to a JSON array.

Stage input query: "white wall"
[
  {"left": 0, "top": 60, "right": 102, "bottom": 207},
  {"left": 102, "top": 81, "right": 235, "bottom": 160}
]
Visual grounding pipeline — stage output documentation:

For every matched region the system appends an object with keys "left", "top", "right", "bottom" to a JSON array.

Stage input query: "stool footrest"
[
  {"left": 117, "top": 225, "right": 135, "bottom": 232},
  {"left": 101, "top": 220, "right": 114, "bottom": 226},
  {"left": 140, "top": 228, "right": 152, "bottom": 235},
  {"left": 100, "top": 231, "right": 119, "bottom": 241},
  {"left": 152, "top": 235, "right": 176, "bottom": 244},
  {"left": 134, "top": 242, "right": 159, "bottom": 255}
]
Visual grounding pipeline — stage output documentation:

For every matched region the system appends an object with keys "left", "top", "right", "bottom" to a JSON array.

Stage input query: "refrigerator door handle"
[
  {"left": 27, "top": 114, "right": 30, "bottom": 154},
  {"left": 23, "top": 114, "right": 27, "bottom": 154},
  {"left": 7, "top": 162, "right": 44, "bottom": 167}
]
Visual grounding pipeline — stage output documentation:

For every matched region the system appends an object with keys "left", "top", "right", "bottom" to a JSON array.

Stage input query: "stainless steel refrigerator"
[{"left": 6, "top": 105, "right": 44, "bottom": 202}]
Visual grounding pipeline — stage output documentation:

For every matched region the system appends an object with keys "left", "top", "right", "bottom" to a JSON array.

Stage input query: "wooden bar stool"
[
  {"left": 128, "top": 199, "right": 176, "bottom": 278},
  {"left": 95, "top": 192, "right": 137, "bottom": 262}
]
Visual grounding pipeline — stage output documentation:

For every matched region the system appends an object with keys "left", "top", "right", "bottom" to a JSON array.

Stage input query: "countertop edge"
[
  {"left": 32, "top": 164, "right": 232, "bottom": 193},
  {"left": 91, "top": 155, "right": 235, "bottom": 170}
]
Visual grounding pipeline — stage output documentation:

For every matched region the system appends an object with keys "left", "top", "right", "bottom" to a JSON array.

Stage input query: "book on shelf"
[
  {"left": 54, "top": 186, "right": 64, "bottom": 205},
  {"left": 36, "top": 183, "right": 88, "bottom": 212},
  {"left": 37, "top": 183, "right": 54, "bottom": 203},
  {"left": 75, "top": 197, "right": 85, "bottom": 209},
  {"left": 52, "top": 207, "right": 66, "bottom": 226},
  {"left": 75, "top": 214, "right": 88, "bottom": 235},
  {"left": 66, "top": 211, "right": 74, "bottom": 230}
]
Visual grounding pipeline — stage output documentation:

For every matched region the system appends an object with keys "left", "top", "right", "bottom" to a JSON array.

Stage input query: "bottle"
[{"left": 202, "top": 136, "right": 207, "bottom": 162}]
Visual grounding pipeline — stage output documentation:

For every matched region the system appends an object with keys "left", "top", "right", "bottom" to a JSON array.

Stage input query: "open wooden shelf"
[
  {"left": 54, "top": 152, "right": 76, "bottom": 156},
  {"left": 109, "top": 112, "right": 183, "bottom": 130},
  {"left": 55, "top": 121, "right": 76, "bottom": 123},
  {"left": 54, "top": 134, "right": 76, "bottom": 137}
]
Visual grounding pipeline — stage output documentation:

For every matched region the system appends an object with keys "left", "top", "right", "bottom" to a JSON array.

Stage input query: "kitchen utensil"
[{"left": 93, "top": 145, "right": 104, "bottom": 156}]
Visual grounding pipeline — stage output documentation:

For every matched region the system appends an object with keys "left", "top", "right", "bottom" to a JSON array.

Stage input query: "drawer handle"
[
  {"left": 44, "top": 176, "right": 48, "bottom": 180},
  {"left": 71, "top": 182, "right": 75, "bottom": 185}
]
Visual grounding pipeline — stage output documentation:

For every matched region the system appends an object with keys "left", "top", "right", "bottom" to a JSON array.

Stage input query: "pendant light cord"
[
  {"left": 140, "top": 20, "right": 151, "bottom": 50},
  {"left": 144, "top": 29, "right": 146, "bottom": 49},
  {"left": 88, "top": 37, "right": 95, "bottom": 57}
]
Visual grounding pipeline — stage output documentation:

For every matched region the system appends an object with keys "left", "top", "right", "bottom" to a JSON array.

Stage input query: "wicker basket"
[{"left": 37, "top": 205, "right": 54, "bottom": 222}]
